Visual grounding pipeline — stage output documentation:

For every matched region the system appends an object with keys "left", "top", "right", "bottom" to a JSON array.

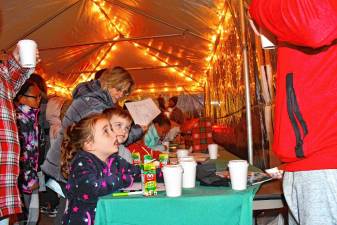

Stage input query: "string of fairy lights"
[
  {"left": 46, "top": 0, "right": 204, "bottom": 97},
  {"left": 204, "top": 0, "right": 258, "bottom": 124}
]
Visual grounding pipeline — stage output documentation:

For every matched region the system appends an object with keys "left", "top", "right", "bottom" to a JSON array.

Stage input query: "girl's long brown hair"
[{"left": 61, "top": 113, "right": 108, "bottom": 179}]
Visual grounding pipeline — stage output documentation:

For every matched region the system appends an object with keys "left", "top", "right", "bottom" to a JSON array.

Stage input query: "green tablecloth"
[{"left": 95, "top": 183, "right": 259, "bottom": 225}]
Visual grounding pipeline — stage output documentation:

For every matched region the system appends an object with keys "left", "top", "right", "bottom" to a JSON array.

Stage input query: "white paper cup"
[
  {"left": 228, "top": 160, "right": 249, "bottom": 190},
  {"left": 180, "top": 160, "right": 197, "bottom": 188},
  {"left": 208, "top": 144, "right": 218, "bottom": 159},
  {"left": 176, "top": 149, "right": 189, "bottom": 158},
  {"left": 17, "top": 39, "right": 37, "bottom": 68},
  {"left": 162, "top": 165, "right": 183, "bottom": 197}
]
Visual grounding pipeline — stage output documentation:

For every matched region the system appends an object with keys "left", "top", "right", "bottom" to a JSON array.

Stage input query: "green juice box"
[
  {"left": 142, "top": 158, "right": 157, "bottom": 196},
  {"left": 159, "top": 153, "right": 169, "bottom": 168},
  {"left": 131, "top": 152, "right": 141, "bottom": 165}
]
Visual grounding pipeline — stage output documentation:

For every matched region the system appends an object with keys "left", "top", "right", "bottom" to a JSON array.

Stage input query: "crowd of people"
[{"left": 0, "top": 44, "right": 187, "bottom": 225}]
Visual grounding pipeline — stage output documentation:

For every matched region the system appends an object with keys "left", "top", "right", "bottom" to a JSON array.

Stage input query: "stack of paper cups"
[
  {"left": 162, "top": 165, "right": 183, "bottom": 197},
  {"left": 228, "top": 160, "right": 249, "bottom": 190},
  {"left": 179, "top": 159, "right": 197, "bottom": 188}
]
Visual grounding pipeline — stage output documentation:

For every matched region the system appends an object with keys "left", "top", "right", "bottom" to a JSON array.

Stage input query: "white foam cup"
[
  {"left": 179, "top": 159, "right": 197, "bottom": 188},
  {"left": 228, "top": 160, "right": 249, "bottom": 190},
  {"left": 176, "top": 149, "right": 189, "bottom": 158},
  {"left": 162, "top": 165, "right": 183, "bottom": 197},
  {"left": 17, "top": 40, "right": 37, "bottom": 68},
  {"left": 208, "top": 144, "right": 218, "bottom": 159}
]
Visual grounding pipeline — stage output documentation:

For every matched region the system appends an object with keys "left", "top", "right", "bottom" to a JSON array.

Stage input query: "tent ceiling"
[{"left": 0, "top": 0, "right": 232, "bottom": 95}]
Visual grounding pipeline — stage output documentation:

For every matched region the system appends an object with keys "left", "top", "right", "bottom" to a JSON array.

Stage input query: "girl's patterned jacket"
[
  {"left": 16, "top": 104, "right": 40, "bottom": 194},
  {"left": 62, "top": 151, "right": 141, "bottom": 225}
]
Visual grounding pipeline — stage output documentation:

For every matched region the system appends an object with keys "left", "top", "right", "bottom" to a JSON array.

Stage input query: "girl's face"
[
  {"left": 84, "top": 118, "right": 118, "bottom": 162},
  {"left": 109, "top": 115, "right": 132, "bottom": 144},
  {"left": 19, "top": 85, "right": 42, "bottom": 109}
]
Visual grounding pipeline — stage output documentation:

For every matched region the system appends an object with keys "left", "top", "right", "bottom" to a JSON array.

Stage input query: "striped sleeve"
[{"left": 5, "top": 55, "right": 34, "bottom": 96}]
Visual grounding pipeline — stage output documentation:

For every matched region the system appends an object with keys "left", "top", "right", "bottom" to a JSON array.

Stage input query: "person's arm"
[
  {"left": 3, "top": 54, "right": 34, "bottom": 96},
  {"left": 115, "top": 156, "right": 141, "bottom": 179},
  {"left": 71, "top": 157, "right": 135, "bottom": 198},
  {"left": 249, "top": 0, "right": 337, "bottom": 48}
]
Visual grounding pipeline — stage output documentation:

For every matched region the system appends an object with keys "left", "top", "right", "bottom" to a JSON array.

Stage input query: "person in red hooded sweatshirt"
[{"left": 249, "top": 1, "right": 337, "bottom": 224}]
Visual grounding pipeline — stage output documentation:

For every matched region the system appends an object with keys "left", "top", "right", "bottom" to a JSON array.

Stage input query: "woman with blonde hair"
[{"left": 41, "top": 67, "right": 143, "bottom": 224}]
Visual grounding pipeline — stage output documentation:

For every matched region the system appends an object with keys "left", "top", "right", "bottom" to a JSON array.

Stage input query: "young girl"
[
  {"left": 15, "top": 80, "right": 42, "bottom": 225},
  {"left": 61, "top": 113, "right": 140, "bottom": 225}
]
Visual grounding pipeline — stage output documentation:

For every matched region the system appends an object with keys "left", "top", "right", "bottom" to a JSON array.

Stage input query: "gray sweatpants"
[{"left": 283, "top": 170, "right": 337, "bottom": 225}]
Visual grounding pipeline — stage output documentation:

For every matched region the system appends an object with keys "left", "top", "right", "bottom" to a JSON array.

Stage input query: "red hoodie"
[{"left": 249, "top": 0, "right": 337, "bottom": 171}]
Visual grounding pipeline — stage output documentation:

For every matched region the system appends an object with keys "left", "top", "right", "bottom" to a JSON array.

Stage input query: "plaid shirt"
[{"left": 0, "top": 55, "right": 33, "bottom": 217}]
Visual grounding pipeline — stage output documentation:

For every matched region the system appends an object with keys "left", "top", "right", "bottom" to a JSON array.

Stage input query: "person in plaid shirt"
[{"left": 0, "top": 45, "right": 37, "bottom": 224}]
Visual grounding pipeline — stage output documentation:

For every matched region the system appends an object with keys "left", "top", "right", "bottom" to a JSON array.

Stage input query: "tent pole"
[
  {"left": 39, "top": 33, "right": 185, "bottom": 51},
  {"left": 59, "top": 64, "right": 184, "bottom": 75},
  {"left": 239, "top": 0, "right": 254, "bottom": 164},
  {"left": 6, "top": 0, "right": 81, "bottom": 50}
]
